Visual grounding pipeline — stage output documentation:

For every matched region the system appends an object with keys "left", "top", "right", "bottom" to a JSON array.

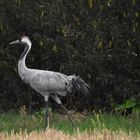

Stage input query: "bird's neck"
[{"left": 18, "top": 44, "right": 31, "bottom": 76}]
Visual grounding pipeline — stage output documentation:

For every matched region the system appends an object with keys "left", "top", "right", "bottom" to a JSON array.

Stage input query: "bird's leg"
[
  {"left": 60, "top": 103, "right": 77, "bottom": 129},
  {"left": 51, "top": 94, "right": 76, "bottom": 129},
  {"left": 28, "top": 94, "right": 33, "bottom": 115},
  {"left": 45, "top": 101, "right": 49, "bottom": 128},
  {"left": 44, "top": 96, "right": 49, "bottom": 129}
]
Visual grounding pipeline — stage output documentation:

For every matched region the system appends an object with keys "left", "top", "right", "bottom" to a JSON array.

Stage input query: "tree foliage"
[{"left": 0, "top": 0, "right": 140, "bottom": 112}]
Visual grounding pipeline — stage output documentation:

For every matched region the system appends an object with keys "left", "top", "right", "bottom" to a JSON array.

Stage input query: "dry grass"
[{"left": 0, "top": 129, "right": 139, "bottom": 140}]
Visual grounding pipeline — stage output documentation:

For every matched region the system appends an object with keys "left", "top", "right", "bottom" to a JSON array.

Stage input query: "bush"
[{"left": 0, "top": 0, "right": 140, "bottom": 112}]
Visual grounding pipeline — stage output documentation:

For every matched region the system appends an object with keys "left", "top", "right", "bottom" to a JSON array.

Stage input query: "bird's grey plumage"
[{"left": 10, "top": 36, "right": 89, "bottom": 128}]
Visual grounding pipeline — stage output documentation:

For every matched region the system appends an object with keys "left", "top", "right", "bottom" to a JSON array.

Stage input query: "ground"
[{"left": 0, "top": 108, "right": 140, "bottom": 140}]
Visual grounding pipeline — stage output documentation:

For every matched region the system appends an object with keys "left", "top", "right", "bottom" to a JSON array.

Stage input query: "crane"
[{"left": 9, "top": 36, "right": 89, "bottom": 129}]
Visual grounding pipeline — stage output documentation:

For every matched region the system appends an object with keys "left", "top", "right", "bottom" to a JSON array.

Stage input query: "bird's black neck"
[{"left": 19, "top": 44, "right": 29, "bottom": 60}]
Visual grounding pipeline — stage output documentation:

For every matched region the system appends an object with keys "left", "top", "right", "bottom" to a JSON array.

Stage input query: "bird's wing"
[{"left": 28, "top": 70, "right": 69, "bottom": 94}]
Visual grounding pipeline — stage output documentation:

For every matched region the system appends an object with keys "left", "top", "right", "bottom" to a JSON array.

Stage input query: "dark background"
[{"left": 0, "top": 0, "right": 140, "bottom": 113}]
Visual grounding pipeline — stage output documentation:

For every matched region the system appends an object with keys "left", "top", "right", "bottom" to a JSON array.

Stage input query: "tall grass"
[
  {"left": 0, "top": 109, "right": 140, "bottom": 139},
  {"left": 0, "top": 129, "right": 140, "bottom": 140}
]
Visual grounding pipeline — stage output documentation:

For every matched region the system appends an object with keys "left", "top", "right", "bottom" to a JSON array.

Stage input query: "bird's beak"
[{"left": 9, "top": 40, "right": 20, "bottom": 45}]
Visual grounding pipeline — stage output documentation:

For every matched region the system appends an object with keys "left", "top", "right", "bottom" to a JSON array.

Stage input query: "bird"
[{"left": 9, "top": 36, "right": 89, "bottom": 129}]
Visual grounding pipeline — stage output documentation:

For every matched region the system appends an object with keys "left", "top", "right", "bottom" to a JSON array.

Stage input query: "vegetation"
[
  {"left": 0, "top": 110, "right": 140, "bottom": 134},
  {"left": 0, "top": 0, "right": 140, "bottom": 113},
  {"left": 0, "top": 110, "right": 140, "bottom": 139},
  {"left": 1, "top": 129, "right": 139, "bottom": 140}
]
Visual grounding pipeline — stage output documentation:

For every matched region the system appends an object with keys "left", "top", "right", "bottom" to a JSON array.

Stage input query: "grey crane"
[{"left": 9, "top": 36, "right": 89, "bottom": 129}]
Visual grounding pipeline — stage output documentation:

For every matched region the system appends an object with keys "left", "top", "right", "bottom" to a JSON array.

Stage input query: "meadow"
[{"left": 0, "top": 108, "right": 140, "bottom": 140}]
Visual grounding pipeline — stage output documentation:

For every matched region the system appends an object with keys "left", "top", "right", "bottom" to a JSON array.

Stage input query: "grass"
[
  {"left": 1, "top": 129, "right": 139, "bottom": 140},
  {"left": 0, "top": 108, "right": 140, "bottom": 139}
]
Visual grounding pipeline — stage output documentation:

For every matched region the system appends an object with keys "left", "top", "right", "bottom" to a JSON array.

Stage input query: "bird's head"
[{"left": 10, "top": 36, "right": 32, "bottom": 47}]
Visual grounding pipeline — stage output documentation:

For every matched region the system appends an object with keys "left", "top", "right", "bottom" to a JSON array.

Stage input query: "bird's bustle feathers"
[{"left": 67, "top": 75, "right": 89, "bottom": 95}]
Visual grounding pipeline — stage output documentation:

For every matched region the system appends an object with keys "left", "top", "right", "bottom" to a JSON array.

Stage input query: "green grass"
[{"left": 0, "top": 109, "right": 140, "bottom": 135}]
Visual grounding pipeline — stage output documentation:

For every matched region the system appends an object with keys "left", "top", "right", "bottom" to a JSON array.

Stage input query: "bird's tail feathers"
[{"left": 71, "top": 75, "right": 89, "bottom": 95}]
